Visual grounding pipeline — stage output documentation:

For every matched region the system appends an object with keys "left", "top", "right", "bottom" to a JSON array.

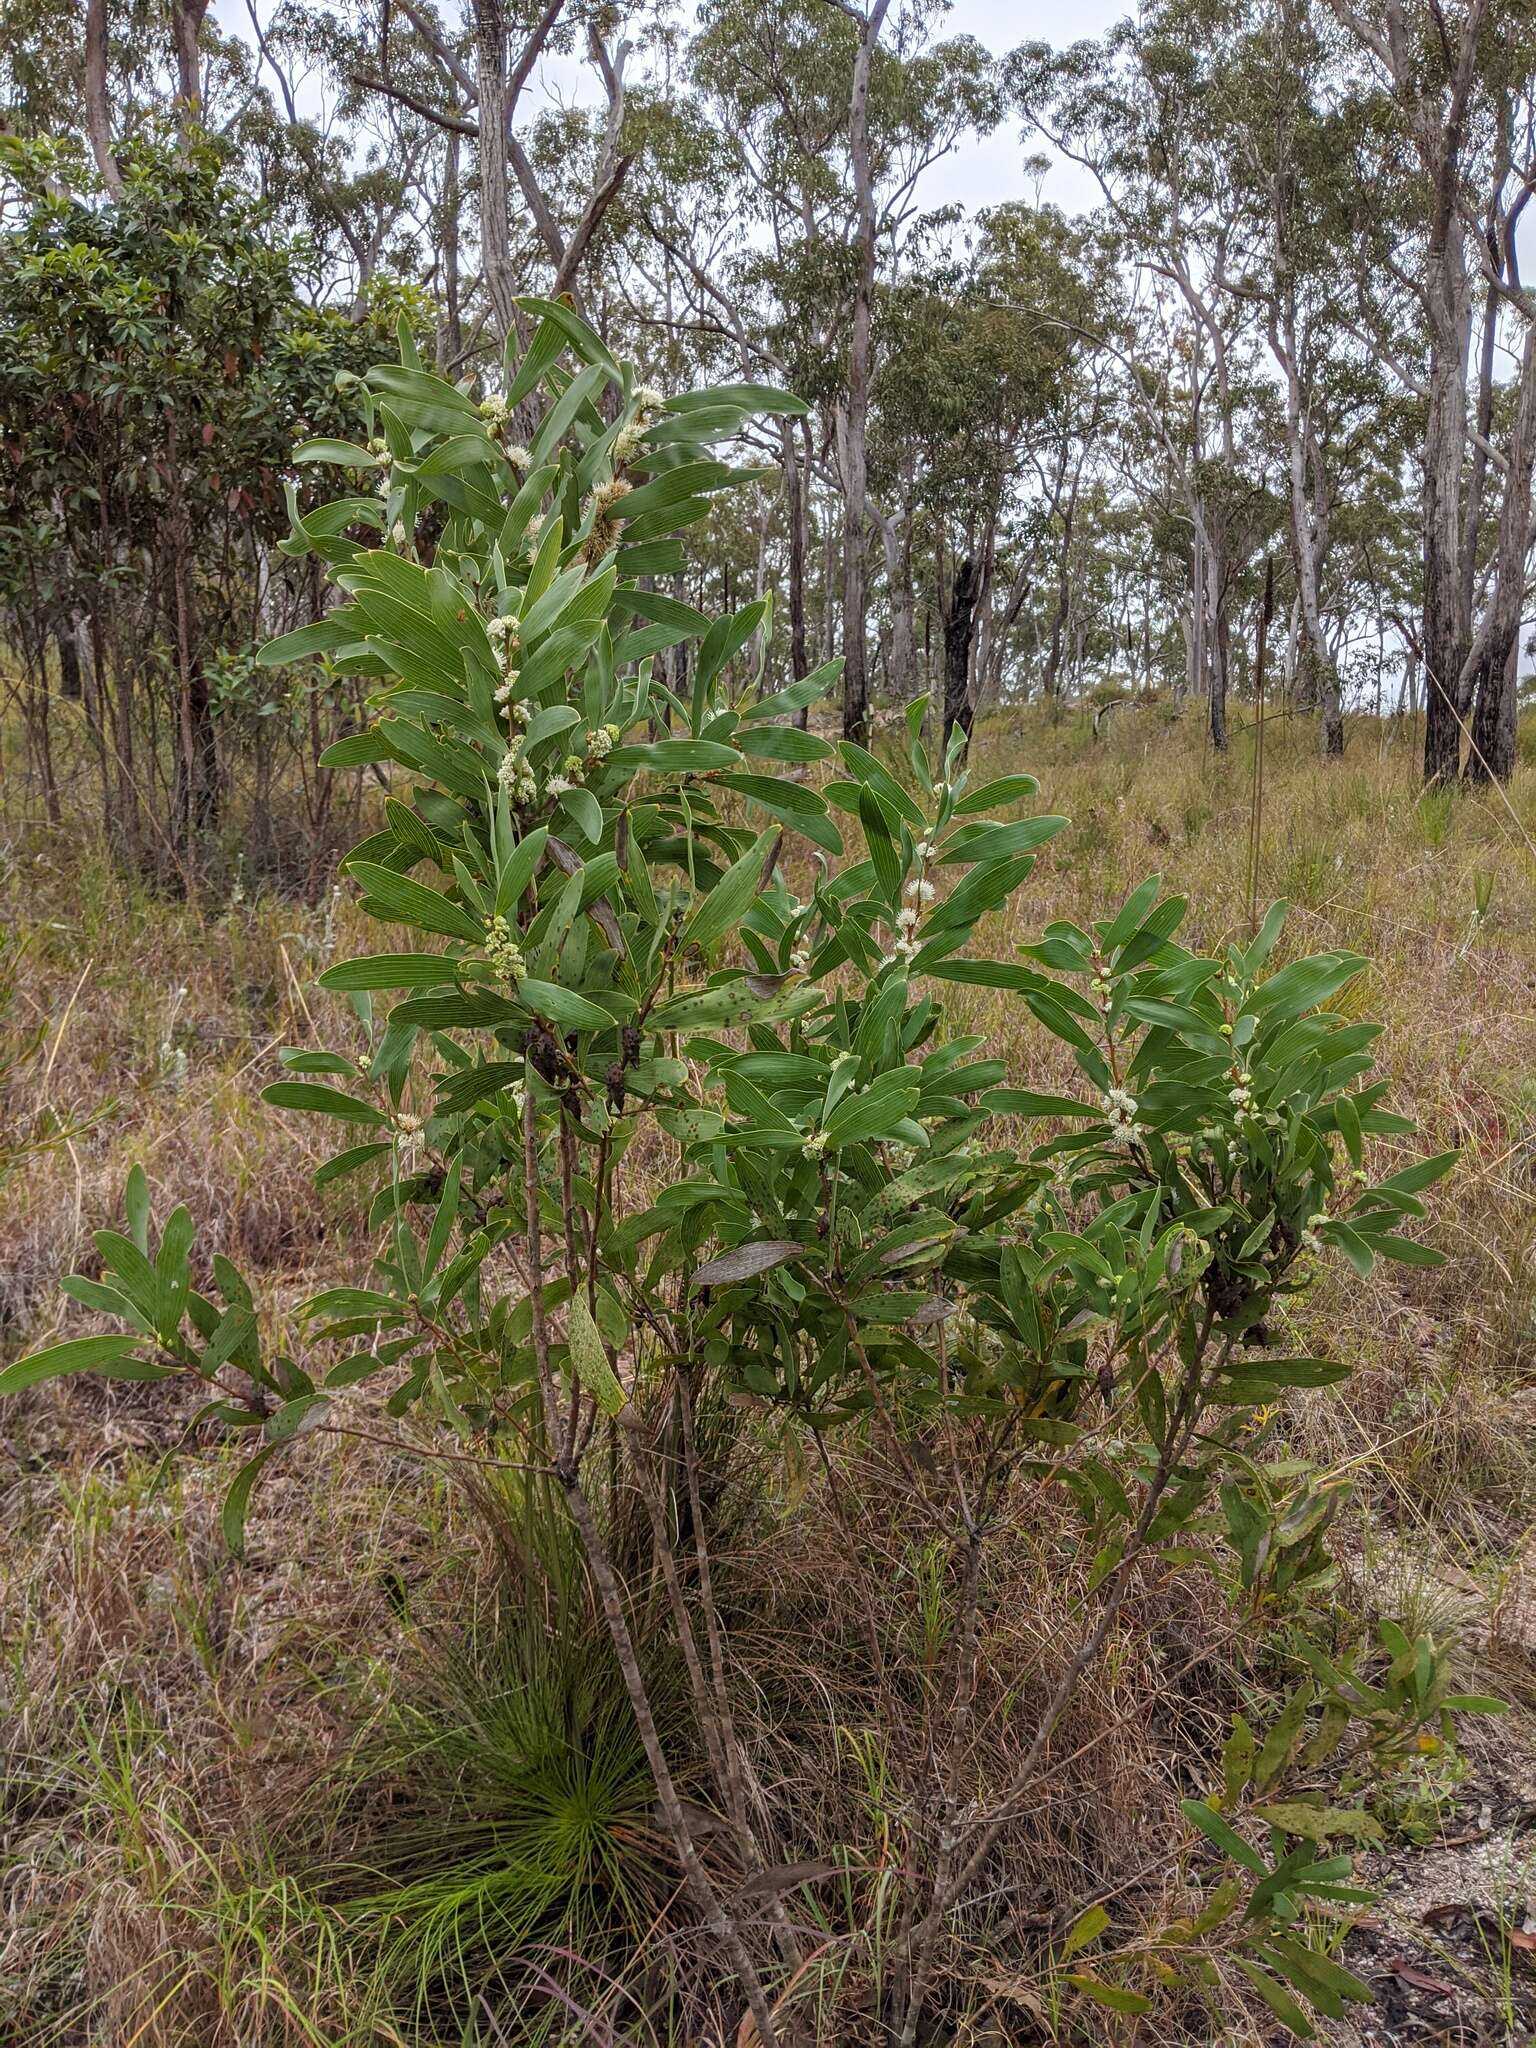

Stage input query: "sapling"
[{"left": 2, "top": 308, "right": 1492, "bottom": 2045}]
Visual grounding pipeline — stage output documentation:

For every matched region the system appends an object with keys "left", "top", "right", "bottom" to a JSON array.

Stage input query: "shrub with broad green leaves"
[{"left": 2, "top": 308, "right": 1492, "bottom": 2046}]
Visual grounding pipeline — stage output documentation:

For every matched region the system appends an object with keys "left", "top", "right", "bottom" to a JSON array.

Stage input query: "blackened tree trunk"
[
  {"left": 943, "top": 555, "right": 980, "bottom": 747},
  {"left": 55, "top": 619, "right": 82, "bottom": 700},
  {"left": 1467, "top": 630, "right": 1520, "bottom": 784}
]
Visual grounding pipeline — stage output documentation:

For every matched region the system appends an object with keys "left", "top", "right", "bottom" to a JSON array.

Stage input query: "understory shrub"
[{"left": 2, "top": 309, "right": 1498, "bottom": 2045}]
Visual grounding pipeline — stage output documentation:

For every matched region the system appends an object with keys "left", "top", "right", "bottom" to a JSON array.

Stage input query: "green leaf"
[
  {"left": 319, "top": 954, "right": 465, "bottom": 992},
  {"left": 735, "top": 724, "right": 835, "bottom": 763},
  {"left": 1262, "top": 1935, "right": 1373, "bottom": 2009},
  {"left": 222, "top": 1445, "right": 277, "bottom": 1558},
  {"left": 682, "top": 828, "right": 775, "bottom": 957},
  {"left": 1060, "top": 1904, "right": 1110, "bottom": 1960},
  {"left": 1250, "top": 951, "right": 1367, "bottom": 1020},
  {"left": 516, "top": 980, "right": 620, "bottom": 1032},
  {"left": 294, "top": 437, "right": 380, "bottom": 466},
  {"left": 1378, "top": 1149, "right": 1459, "bottom": 1196},
  {"left": 257, "top": 619, "right": 347, "bottom": 664},
  {"left": 568, "top": 1294, "right": 627, "bottom": 1415},
  {"left": 348, "top": 862, "right": 485, "bottom": 944},
  {"left": 859, "top": 787, "right": 902, "bottom": 904},
  {"left": 1252, "top": 1804, "right": 1382, "bottom": 1844},
  {"left": 262, "top": 1082, "right": 389, "bottom": 1126},
  {"left": 1065, "top": 1975, "right": 1153, "bottom": 2016},
  {"left": 314, "top": 1143, "right": 391, "bottom": 1188},
  {"left": 1232, "top": 1957, "right": 1316, "bottom": 2039},
  {"left": 835, "top": 743, "right": 925, "bottom": 829},
  {"left": 124, "top": 1163, "right": 151, "bottom": 1252},
  {"left": 1180, "top": 1798, "right": 1266, "bottom": 1876},
  {"left": 937, "top": 815, "right": 1067, "bottom": 865},
  {"left": 0, "top": 1333, "right": 150, "bottom": 1395},
  {"left": 560, "top": 786, "right": 604, "bottom": 847},
  {"left": 319, "top": 729, "right": 396, "bottom": 768},
  {"left": 669, "top": 380, "right": 807, "bottom": 417},
  {"left": 515, "top": 295, "right": 620, "bottom": 379},
  {"left": 606, "top": 738, "right": 739, "bottom": 774},
  {"left": 985, "top": 1087, "right": 1093, "bottom": 1119},
  {"left": 953, "top": 774, "right": 1040, "bottom": 815}
]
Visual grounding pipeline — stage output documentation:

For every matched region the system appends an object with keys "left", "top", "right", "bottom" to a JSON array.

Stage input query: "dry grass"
[{"left": 3, "top": 705, "right": 1536, "bottom": 2043}]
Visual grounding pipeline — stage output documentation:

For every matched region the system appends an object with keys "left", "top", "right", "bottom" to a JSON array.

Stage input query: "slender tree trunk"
[
  {"left": 986, "top": 556, "right": 1032, "bottom": 705},
  {"left": 55, "top": 619, "right": 82, "bottom": 701},
  {"left": 943, "top": 556, "right": 980, "bottom": 746},
  {"left": 783, "top": 416, "right": 808, "bottom": 684},
  {"left": 1205, "top": 523, "right": 1229, "bottom": 753},
  {"left": 1272, "top": 294, "right": 1340, "bottom": 751},
  {"left": 838, "top": 0, "right": 892, "bottom": 743},
  {"left": 878, "top": 511, "right": 917, "bottom": 701},
  {"left": 1421, "top": 148, "right": 1476, "bottom": 782},
  {"left": 1465, "top": 328, "right": 1536, "bottom": 783},
  {"left": 170, "top": 0, "right": 211, "bottom": 133},
  {"left": 84, "top": 0, "right": 123, "bottom": 196},
  {"left": 437, "top": 131, "right": 463, "bottom": 370},
  {"left": 471, "top": 0, "right": 520, "bottom": 352},
  {"left": 1041, "top": 500, "right": 1076, "bottom": 700}
]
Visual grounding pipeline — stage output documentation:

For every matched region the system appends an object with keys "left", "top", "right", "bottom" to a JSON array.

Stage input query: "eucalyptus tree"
[
  {"left": 1219, "top": 0, "right": 1360, "bottom": 751},
  {"left": 691, "top": 0, "right": 999, "bottom": 738},
  {"left": 1330, "top": 0, "right": 1536, "bottom": 782},
  {"left": 337, "top": 0, "right": 638, "bottom": 347},
  {"left": 1011, "top": 0, "right": 1271, "bottom": 752},
  {"left": 869, "top": 202, "right": 1107, "bottom": 734}
]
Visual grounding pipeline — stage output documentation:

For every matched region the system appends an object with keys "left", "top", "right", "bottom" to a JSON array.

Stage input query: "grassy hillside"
[{"left": 4, "top": 707, "right": 1534, "bottom": 2046}]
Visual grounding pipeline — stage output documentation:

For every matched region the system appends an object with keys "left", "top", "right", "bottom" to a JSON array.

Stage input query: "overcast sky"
[{"left": 216, "top": 0, "right": 1131, "bottom": 219}]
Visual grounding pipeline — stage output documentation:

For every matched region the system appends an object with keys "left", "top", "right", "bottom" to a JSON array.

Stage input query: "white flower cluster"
[
  {"left": 497, "top": 750, "right": 537, "bottom": 803},
  {"left": 368, "top": 435, "right": 391, "bottom": 492},
  {"left": 585, "top": 722, "right": 620, "bottom": 760},
  {"left": 1228, "top": 1068, "right": 1255, "bottom": 1111},
  {"left": 906, "top": 875, "right": 935, "bottom": 903},
  {"left": 1300, "top": 1209, "right": 1328, "bottom": 1255},
  {"left": 478, "top": 394, "right": 509, "bottom": 427},
  {"left": 801, "top": 1130, "right": 827, "bottom": 1160},
  {"left": 483, "top": 913, "right": 526, "bottom": 982},
  {"left": 396, "top": 1111, "right": 423, "bottom": 1138},
  {"left": 488, "top": 613, "right": 523, "bottom": 707},
  {"left": 1103, "top": 1085, "right": 1147, "bottom": 1149},
  {"left": 505, "top": 444, "right": 532, "bottom": 473}
]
